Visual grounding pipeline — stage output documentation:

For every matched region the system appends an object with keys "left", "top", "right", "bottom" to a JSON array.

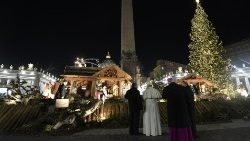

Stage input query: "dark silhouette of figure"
[
  {"left": 125, "top": 83, "right": 143, "bottom": 135},
  {"left": 55, "top": 81, "right": 68, "bottom": 99},
  {"left": 185, "top": 84, "right": 197, "bottom": 139},
  {"left": 162, "top": 79, "right": 193, "bottom": 141},
  {"left": 193, "top": 85, "right": 200, "bottom": 95}
]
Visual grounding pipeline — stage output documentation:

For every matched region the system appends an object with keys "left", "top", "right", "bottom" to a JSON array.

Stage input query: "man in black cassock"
[
  {"left": 162, "top": 79, "right": 193, "bottom": 141},
  {"left": 125, "top": 83, "right": 143, "bottom": 135},
  {"left": 185, "top": 84, "right": 197, "bottom": 138}
]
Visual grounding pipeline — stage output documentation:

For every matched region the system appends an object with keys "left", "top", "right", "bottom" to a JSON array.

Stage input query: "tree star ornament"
[{"left": 196, "top": 0, "right": 199, "bottom": 4}]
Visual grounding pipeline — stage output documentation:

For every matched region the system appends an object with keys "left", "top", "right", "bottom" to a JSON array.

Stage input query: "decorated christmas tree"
[{"left": 188, "top": 0, "right": 232, "bottom": 92}]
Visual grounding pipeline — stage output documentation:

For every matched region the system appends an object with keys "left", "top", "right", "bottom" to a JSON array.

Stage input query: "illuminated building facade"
[
  {"left": 225, "top": 39, "right": 250, "bottom": 93},
  {"left": 150, "top": 60, "right": 188, "bottom": 80},
  {"left": 0, "top": 63, "right": 57, "bottom": 95}
]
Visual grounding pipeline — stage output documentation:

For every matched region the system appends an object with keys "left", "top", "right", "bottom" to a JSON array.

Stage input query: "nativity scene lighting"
[{"left": 74, "top": 57, "right": 99, "bottom": 67}]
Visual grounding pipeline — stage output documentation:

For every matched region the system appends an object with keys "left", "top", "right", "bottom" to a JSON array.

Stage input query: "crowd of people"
[{"left": 125, "top": 78, "right": 197, "bottom": 141}]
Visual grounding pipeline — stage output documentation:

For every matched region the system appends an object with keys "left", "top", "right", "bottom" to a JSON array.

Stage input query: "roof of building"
[
  {"left": 63, "top": 66, "right": 102, "bottom": 76},
  {"left": 93, "top": 64, "right": 132, "bottom": 80}
]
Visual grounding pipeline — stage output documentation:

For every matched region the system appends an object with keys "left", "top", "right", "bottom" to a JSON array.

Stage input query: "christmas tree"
[{"left": 188, "top": 0, "right": 232, "bottom": 91}]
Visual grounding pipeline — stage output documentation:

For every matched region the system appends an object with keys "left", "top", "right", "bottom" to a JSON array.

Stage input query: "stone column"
[
  {"left": 244, "top": 77, "right": 250, "bottom": 94},
  {"left": 91, "top": 80, "right": 96, "bottom": 98},
  {"left": 236, "top": 77, "right": 240, "bottom": 88},
  {"left": 7, "top": 79, "right": 11, "bottom": 85},
  {"left": 121, "top": 0, "right": 136, "bottom": 54},
  {"left": 121, "top": 0, "right": 138, "bottom": 80},
  {"left": 135, "top": 66, "right": 141, "bottom": 87},
  {"left": 118, "top": 81, "right": 123, "bottom": 98},
  {"left": 69, "top": 80, "right": 74, "bottom": 93}
]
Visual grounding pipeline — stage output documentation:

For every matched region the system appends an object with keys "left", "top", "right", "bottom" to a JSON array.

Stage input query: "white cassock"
[{"left": 143, "top": 86, "right": 162, "bottom": 136}]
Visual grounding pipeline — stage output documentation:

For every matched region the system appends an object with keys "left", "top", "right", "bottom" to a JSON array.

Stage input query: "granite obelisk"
[{"left": 121, "top": 0, "right": 138, "bottom": 81}]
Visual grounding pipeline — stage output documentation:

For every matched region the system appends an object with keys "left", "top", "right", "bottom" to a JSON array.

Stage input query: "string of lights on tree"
[{"left": 188, "top": 0, "right": 233, "bottom": 93}]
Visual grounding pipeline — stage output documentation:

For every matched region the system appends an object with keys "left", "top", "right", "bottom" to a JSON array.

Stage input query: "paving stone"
[{"left": 1, "top": 119, "right": 250, "bottom": 141}]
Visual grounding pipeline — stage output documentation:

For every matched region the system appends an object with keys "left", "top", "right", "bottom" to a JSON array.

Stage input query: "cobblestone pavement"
[{"left": 1, "top": 119, "right": 250, "bottom": 141}]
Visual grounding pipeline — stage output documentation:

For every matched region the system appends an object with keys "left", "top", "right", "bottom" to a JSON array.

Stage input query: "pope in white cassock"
[{"left": 142, "top": 84, "right": 162, "bottom": 136}]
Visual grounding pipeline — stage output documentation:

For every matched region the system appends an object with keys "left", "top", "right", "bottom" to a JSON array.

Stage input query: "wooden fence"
[
  {"left": 85, "top": 98, "right": 250, "bottom": 124},
  {"left": 0, "top": 104, "right": 41, "bottom": 132},
  {"left": 1, "top": 98, "right": 250, "bottom": 132}
]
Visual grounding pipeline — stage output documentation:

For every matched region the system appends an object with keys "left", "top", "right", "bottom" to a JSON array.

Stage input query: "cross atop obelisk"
[{"left": 121, "top": 0, "right": 138, "bottom": 81}]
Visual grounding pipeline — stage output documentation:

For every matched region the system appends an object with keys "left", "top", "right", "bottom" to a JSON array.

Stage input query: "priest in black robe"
[
  {"left": 162, "top": 79, "right": 193, "bottom": 141},
  {"left": 125, "top": 83, "right": 143, "bottom": 135}
]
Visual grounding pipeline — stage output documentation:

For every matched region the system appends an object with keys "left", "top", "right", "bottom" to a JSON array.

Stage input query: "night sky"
[{"left": 0, "top": 0, "right": 250, "bottom": 76}]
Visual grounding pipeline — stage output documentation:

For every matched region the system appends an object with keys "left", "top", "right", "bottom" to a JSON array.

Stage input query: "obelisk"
[{"left": 121, "top": 0, "right": 138, "bottom": 81}]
